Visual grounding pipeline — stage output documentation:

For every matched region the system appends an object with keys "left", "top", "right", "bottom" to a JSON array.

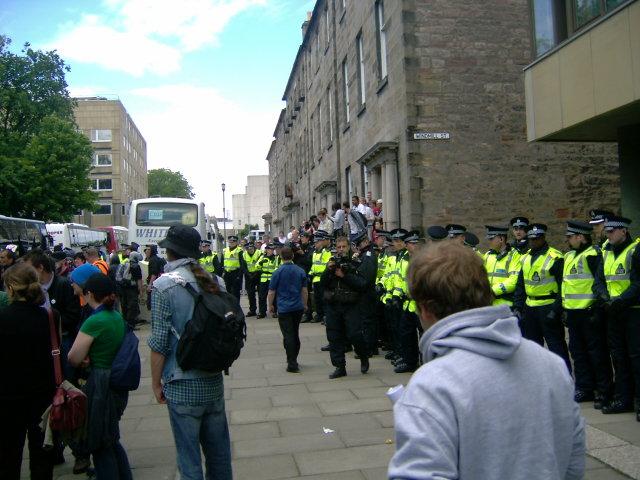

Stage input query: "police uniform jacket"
[
  {"left": 513, "top": 243, "right": 564, "bottom": 313},
  {"left": 593, "top": 235, "right": 640, "bottom": 309}
]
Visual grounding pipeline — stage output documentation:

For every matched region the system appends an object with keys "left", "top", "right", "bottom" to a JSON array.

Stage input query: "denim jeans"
[{"left": 167, "top": 399, "right": 232, "bottom": 480}]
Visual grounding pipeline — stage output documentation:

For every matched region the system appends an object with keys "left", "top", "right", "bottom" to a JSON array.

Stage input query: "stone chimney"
[{"left": 301, "top": 11, "right": 312, "bottom": 39}]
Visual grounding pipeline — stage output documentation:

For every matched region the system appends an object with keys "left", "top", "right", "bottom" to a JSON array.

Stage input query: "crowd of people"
[
  {"left": 203, "top": 202, "right": 639, "bottom": 424},
  {"left": 0, "top": 241, "right": 162, "bottom": 479}
]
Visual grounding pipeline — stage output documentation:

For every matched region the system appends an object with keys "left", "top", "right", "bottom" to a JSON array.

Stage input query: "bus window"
[{"left": 136, "top": 203, "right": 198, "bottom": 227}]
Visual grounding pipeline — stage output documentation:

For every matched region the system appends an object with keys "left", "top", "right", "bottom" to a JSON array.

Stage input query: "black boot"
[
  {"left": 320, "top": 344, "right": 330, "bottom": 352},
  {"left": 329, "top": 366, "right": 347, "bottom": 379},
  {"left": 574, "top": 390, "right": 595, "bottom": 403},
  {"left": 360, "top": 357, "right": 370, "bottom": 374},
  {"left": 286, "top": 362, "right": 300, "bottom": 373},
  {"left": 394, "top": 362, "right": 416, "bottom": 374},
  {"left": 635, "top": 399, "right": 640, "bottom": 422},
  {"left": 594, "top": 393, "right": 608, "bottom": 410}
]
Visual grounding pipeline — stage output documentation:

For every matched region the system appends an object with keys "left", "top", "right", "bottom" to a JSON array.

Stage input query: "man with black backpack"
[
  {"left": 116, "top": 251, "right": 144, "bottom": 329},
  {"left": 148, "top": 226, "right": 242, "bottom": 480}
]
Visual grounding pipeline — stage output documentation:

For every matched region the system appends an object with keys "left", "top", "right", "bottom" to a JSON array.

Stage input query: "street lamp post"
[{"left": 221, "top": 183, "right": 226, "bottom": 248}]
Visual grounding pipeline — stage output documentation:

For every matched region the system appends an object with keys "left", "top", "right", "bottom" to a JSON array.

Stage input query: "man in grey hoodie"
[{"left": 388, "top": 241, "right": 585, "bottom": 480}]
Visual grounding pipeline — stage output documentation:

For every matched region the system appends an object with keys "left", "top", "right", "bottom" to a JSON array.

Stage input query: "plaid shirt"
[{"left": 148, "top": 281, "right": 223, "bottom": 406}]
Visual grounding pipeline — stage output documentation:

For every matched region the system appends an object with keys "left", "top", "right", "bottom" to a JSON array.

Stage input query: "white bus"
[
  {"left": 128, "top": 198, "right": 208, "bottom": 255},
  {"left": 46, "top": 223, "right": 108, "bottom": 252}
]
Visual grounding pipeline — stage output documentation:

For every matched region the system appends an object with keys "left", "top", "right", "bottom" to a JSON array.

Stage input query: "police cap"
[
  {"left": 604, "top": 215, "right": 632, "bottom": 231},
  {"left": 228, "top": 235, "right": 239, "bottom": 242},
  {"left": 390, "top": 228, "right": 409, "bottom": 241},
  {"left": 566, "top": 220, "right": 593, "bottom": 236},
  {"left": 426, "top": 226, "right": 448, "bottom": 241},
  {"left": 589, "top": 209, "right": 615, "bottom": 225},
  {"left": 351, "top": 230, "right": 368, "bottom": 245},
  {"left": 485, "top": 225, "right": 509, "bottom": 239},
  {"left": 527, "top": 223, "right": 548, "bottom": 238},
  {"left": 445, "top": 224, "right": 466, "bottom": 237},
  {"left": 510, "top": 217, "right": 529, "bottom": 229},
  {"left": 405, "top": 230, "right": 421, "bottom": 244},
  {"left": 463, "top": 232, "right": 480, "bottom": 248}
]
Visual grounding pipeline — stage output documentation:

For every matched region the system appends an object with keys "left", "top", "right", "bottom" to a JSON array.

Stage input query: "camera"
[{"left": 328, "top": 255, "right": 353, "bottom": 272}]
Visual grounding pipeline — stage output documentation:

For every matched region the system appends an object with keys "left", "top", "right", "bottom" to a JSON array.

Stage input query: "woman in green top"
[{"left": 68, "top": 273, "right": 132, "bottom": 480}]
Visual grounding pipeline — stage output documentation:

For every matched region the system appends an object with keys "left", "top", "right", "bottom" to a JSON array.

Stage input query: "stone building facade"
[
  {"left": 267, "top": 0, "right": 620, "bottom": 245},
  {"left": 73, "top": 97, "right": 148, "bottom": 228}
]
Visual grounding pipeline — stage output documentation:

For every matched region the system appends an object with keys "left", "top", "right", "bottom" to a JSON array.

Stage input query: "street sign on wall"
[{"left": 413, "top": 132, "right": 450, "bottom": 140}]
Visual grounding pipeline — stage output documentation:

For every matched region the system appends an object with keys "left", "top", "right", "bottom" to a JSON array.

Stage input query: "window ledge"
[
  {"left": 339, "top": 9, "right": 346, "bottom": 24},
  {"left": 316, "top": 154, "right": 323, "bottom": 163},
  {"left": 357, "top": 104, "right": 366, "bottom": 117},
  {"left": 324, "top": 43, "right": 330, "bottom": 55},
  {"left": 342, "top": 122, "right": 351, "bottom": 134},
  {"left": 376, "top": 76, "right": 389, "bottom": 94},
  {"left": 326, "top": 142, "right": 333, "bottom": 151}
]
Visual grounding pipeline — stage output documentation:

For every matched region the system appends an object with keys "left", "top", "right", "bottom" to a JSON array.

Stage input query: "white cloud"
[
  {"left": 48, "top": 14, "right": 181, "bottom": 77},
  {"left": 47, "top": 0, "right": 266, "bottom": 76},
  {"left": 129, "top": 84, "right": 275, "bottom": 218}
]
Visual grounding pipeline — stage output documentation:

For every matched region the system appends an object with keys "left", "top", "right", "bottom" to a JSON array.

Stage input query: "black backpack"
[{"left": 175, "top": 284, "right": 246, "bottom": 374}]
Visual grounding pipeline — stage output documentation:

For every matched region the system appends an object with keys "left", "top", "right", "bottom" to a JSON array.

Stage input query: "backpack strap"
[
  {"left": 47, "top": 308, "right": 63, "bottom": 387},
  {"left": 170, "top": 282, "right": 200, "bottom": 341}
]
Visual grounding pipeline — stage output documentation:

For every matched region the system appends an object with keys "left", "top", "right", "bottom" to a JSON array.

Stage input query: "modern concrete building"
[
  {"left": 525, "top": 0, "right": 639, "bottom": 228},
  {"left": 267, "top": 0, "right": 621, "bottom": 244},
  {"left": 73, "top": 97, "right": 148, "bottom": 227},
  {"left": 232, "top": 175, "right": 270, "bottom": 231}
]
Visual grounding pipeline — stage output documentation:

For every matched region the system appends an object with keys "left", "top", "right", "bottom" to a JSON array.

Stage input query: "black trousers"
[
  {"left": 258, "top": 282, "right": 276, "bottom": 316},
  {"left": 521, "top": 304, "right": 572, "bottom": 373},
  {"left": 223, "top": 270, "right": 241, "bottom": 301},
  {"left": 360, "top": 299, "right": 378, "bottom": 353},
  {"left": 398, "top": 310, "right": 422, "bottom": 367},
  {"left": 120, "top": 287, "right": 140, "bottom": 328},
  {"left": 325, "top": 302, "right": 368, "bottom": 367},
  {"left": 385, "top": 303, "right": 402, "bottom": 355},
  {"left": 278, "top": 310, "right": 303, "bottom": 364},
  {"left": 245, "top": 272, "right": 260, "bottom": 314},
  {"left": 312, "top": 282, "right": 325, "bottom": 320},
  {"left": 566, "top": 308, "right": 613, "bottom": 396},
  {"left": 375, "top": 299, "right": 389, "bottom": 347},
  {"left": 608, "top": 307, "right": 640, "bottom": 402},
  {"left": 0, "top": 397, "right": 54, "bottom": 480}
]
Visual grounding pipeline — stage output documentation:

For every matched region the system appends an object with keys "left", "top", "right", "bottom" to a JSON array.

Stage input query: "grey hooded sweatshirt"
[{"left": 388, "top": 305, "right": 585, "bottom": 480}]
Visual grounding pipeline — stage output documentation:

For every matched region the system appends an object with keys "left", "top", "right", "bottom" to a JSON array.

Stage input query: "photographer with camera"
[
  {"left": 352, "top": 231, "right": 379, "bottom": 357},
  {"left": 320, "top": 236, "right": 372, "bottom": 378}
]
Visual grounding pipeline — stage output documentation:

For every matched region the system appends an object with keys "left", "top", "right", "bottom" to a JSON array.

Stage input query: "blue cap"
[{"left": 70, "top": 263, "right": 101, "bottom": 288}]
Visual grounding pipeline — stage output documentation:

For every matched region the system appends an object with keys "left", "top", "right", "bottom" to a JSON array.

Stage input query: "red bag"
[{"left": 47, "top": 309, "right": 87, "bottom": 432}]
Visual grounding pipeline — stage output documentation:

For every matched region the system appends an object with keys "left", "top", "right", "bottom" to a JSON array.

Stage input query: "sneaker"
[
  {"left": 286, "top": 363, "right": 300, "bottom": 373},
  {"left": 246, "top": 312, "right": 256, "bottom": 317},
  {"left": 360, "top": 357, "right": 370, "bottom": 374},
  {"left": 384, "top": 351, "right": 396, "bottom": 360},
  {"left": 320, "top": 344, "right": 331, "bottom": 352},
  {"left": 256, "top": 314, "right": 266, "bottom": 319},
  {"left": 73, "top": 456, "right": 91, "bottom": 475},
  {"left": 329, "top": 367, "right": 347, "bottom": 379},
  {"left": 601, "top": 399, "right": 634, "bottom": 414},
  {"left": 394, "top": 362, "right": 416, "bottom": 374},
  {"left": 300, "top": 317, "right": 310, "bottom": 323}
]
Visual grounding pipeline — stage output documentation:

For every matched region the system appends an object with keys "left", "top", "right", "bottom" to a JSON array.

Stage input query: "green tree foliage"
[
  {"left": 148, "top": 168, "right": 195, "bottom": 199},
  {"left": 239, "top": 224, "right": 259, "bottom": 238},
  {"left": 0, "top": 36, "right": 97, "bottom": 221}
]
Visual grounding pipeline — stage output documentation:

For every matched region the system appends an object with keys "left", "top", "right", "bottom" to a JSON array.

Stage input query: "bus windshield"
[{"left": 135, "top": 202, "right": 198, "bottom": 227}]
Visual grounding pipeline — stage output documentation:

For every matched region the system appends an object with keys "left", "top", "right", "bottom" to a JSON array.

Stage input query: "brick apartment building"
[
  {"left": 73, "top": 97, "right": 148, "bottom": 228},
  {"left": 267, "top": 0, "right": 622, "bottom": 244}
]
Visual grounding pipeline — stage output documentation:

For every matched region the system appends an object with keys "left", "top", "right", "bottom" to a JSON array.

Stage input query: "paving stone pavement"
[{"left": 23, "top": 296, "right": 638, "bottom": 479}]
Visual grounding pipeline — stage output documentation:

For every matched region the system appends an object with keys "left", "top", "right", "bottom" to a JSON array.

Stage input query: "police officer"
[
  {"left": 391, "top": 230, "right": 422, "bottom": 374},
  {"left": 374, "top": 231, "right": 392, "bottom": 351},
  {"left": 199, "top": 239, "right": 222, "bottom": 277},
  {"left": 589, "top": 209, "right": 615, "bottom": 247},
  {"left": 483, "top": 225, "right": 522, "bottom": 306},
  {"left": 351, "top": 230, "right": 379, "bottom": 357},
  {"left": 294, "top": 232, "right": 314, "bottom": 322},
  {"left": 446, "top": 224, "right": 466, "bottom": 244},
  {"left": 257, "top": 243, "right": 280, "bottom": 318},
  {"left": 223, "top": 235, "right": 245, "bottom": 300},
  {"left": 242, "top": 241, "right": 263, "bottom": 317},
  {"left": 593, "top": 216, "right": 640, "bottom": 419},
  {"left": 308, "top": 230, "right": 332, "bottom": 323},
  {"left": 562, "top": 220, "right": 613, "bottom": 409},
  {"left": 513, "top": 223, "right": 571, "bottom": 372},
  {"left": 383, "top": 229, "right": 409, "bottom": 366},
  {"left": 510, "top": 216, "right": 530, "bottom": 254},
  {"left": 320, "top": 235, "right": 370, "bottom": 378}
]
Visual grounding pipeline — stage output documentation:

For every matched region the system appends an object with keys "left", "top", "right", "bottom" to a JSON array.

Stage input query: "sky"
[{"left": 0, "top": 0, "right": 315, "bottom": 219}]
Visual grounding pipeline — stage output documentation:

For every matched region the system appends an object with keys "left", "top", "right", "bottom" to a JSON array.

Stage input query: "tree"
[
  {"left": 0, "top": 36, "right": 97, "bottom": 221},
  {"left": 239, "top": 224, "right": 259, "bottom": 239},
  {"left": 148, "top": 168, "right": 195, "bottom": 199}
]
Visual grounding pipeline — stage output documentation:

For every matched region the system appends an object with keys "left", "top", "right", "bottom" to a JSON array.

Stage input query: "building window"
[
  {"left": 356, "top": 32, "right": 366, "bottom": 106},
  {"left": 92, "top": 129, "right": 112, "bottom": 142},
  {"left": 317, "top": 102, "right": 323, "bottom": 155},
  {"left": 93, "top": 152, "right": 112, "bottom": 166},
  {"left": 531, "top": 0, "right": 567, "bottom": 56},
  {"left": 325, "top": 5, "right": 330, "bottom": 48},
  {"left": 375, "top": 0, "right": 388, "bottom": 80},
  {"left": 572, "top": 0, "right": 628, "bottom": 29},
  {"left": 327, "top": 85, "right": 334, "bottom": 143},
  {"left": 121, "top": 205, "right": 127, "bottom": 216},
  {"left": 362, "top": 165, "right": 370, "bottom": 198},
  {"left": 346, "top": 166, "right": 353, "bottom": 200},
  {"left": 92, "top": 178, "right": 113, "bottom": 191},
  {"left": 342, "top": 58, "right": 350, "bottom": 124},
  {"left": 94, "top": 202, "right": 112, "bottom": 215}
]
